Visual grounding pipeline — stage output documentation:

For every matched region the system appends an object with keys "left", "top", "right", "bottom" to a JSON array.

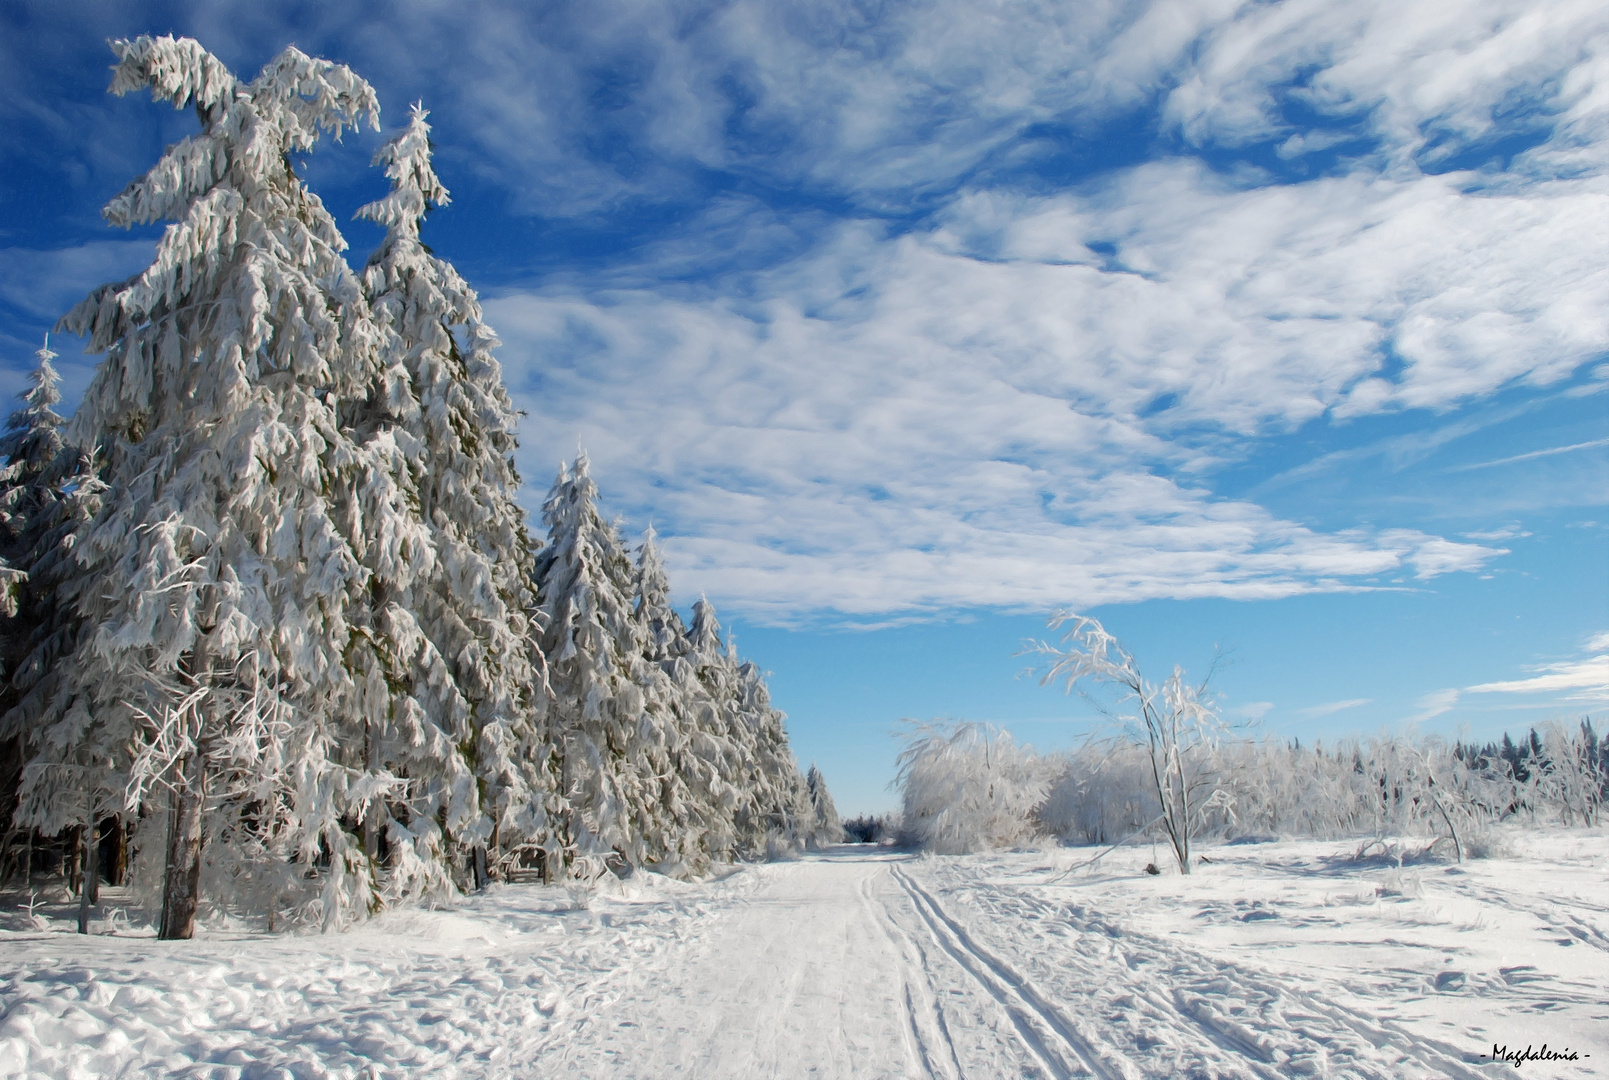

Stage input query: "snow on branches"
[
  {"left": 1033, "top": 613, "right": 1229, "bottom": 874},
  {"left": 2, "top": 36, "right": 833, "bottom": 936},
  {"left": 895, "top": 721, "right": 1050, "bottom": 854}
]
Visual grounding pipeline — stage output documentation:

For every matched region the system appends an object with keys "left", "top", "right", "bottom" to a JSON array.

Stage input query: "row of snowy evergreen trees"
[{"left": 0, "top": 36, "right": 838, "bottom": 937}]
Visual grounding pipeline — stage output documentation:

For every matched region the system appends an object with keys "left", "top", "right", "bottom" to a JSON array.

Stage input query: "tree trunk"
[
  {"left": 159, "top": 750, "right": 207, "bottom": 940},
  {"left": 77, "top": 818, "right": 98, "bottom": 934},
  {"left": 86, "top": 819, "right": 101, "bottom": 905},
  {"left": 108, "top": 817, "right": 127, "bottom": 887}
]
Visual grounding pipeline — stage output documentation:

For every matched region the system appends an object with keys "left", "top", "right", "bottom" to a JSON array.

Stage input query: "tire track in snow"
[{"left": 891, "top": 865, "right": 1142, "bottom": 1080}]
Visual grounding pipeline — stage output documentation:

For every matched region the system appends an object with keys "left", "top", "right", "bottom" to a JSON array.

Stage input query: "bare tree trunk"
[
  {"left": 77, "top": 818, "right": 98, "bottom": 934},
  {"left": 159, "top": 750, "right": 206, "bottom": 940},
  {"left": 109, "top": 818, "right": 127, "bottom": 886},
  {"left": 66, "top": 825, "right": 81, "bottom": 896}
]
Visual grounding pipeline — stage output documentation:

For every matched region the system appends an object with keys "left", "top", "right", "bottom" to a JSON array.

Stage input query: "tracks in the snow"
[
  {"left": 883, "top": 860, "right": 1495, "bottom": 1080},
  {"left": 890, "top": 865, "right": 1139, "bottom": 1080}
]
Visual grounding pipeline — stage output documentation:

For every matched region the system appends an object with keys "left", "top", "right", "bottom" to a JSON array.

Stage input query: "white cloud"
[
  {"left": 1163, "top": 0, "right": 1609, "bottom": 170},
  {"left": 1466, "top": 650, "right": 1609, "bottom": 700},
  {"left": 1404, "top": 688, "right": 1459, "bottom": 723},
  {"left": 489, "top": 230, "right": 1512, "bottom": 619},
  {"left": 1298, "top": 698, "right": 1372, "bottom": 718},
  {"left": 1451, "top": 437, "right": 1609, "bottom": 472},
  {"left": 1462, "top": 525, "right": 1531, "bottom": 541},
  {"left": 72, "top": 0, "right": 1595, "bottom": 215},
  {"left": 476, "top": 130, "right": 1609, "bottom": 619},
  {"left": 7, "top": 0, "right": 1598, "bottom": 627}
]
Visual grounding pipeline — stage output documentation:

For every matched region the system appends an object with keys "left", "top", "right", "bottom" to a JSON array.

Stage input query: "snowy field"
[{"left": 1, "top": 828, "right": 1604, "bottom": 1079}]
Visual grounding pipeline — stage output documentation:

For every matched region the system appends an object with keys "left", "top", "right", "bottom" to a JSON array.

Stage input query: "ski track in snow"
[{"left": 2, "top": 834, "right": 1604, "bottom": 1078}]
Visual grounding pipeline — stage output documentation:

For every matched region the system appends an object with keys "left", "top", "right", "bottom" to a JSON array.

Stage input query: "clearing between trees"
[{"left": 3, "top": 828, "right": 1603, "bottom": 1078}]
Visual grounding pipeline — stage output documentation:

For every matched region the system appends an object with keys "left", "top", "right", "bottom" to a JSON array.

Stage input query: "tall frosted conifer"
[
  {"left": 0, "top": 340, "right": 92, "bottom": 656},
  {"left": 679, "top": 599, "right": 754, "bottom": 857},
  {"left": 740, "top": 659, "right": 817, "bottom": 856},
  {"left": 634, "top": 530, "right": 729, "bottom": 872},
  {"left": 682, "top": 599, "right": 818, "bottom": 858},
  {"left": 0, "top": 339, "right": 98, "bottom": 843},
  {"left": 23, "top": 37, "right": 381, "bottom": 938},
  {"left": 350, "top": 105, "right": 557, "bottom": 893},
  {"left": 805, "top": 763, "right": 843, "bottom": 847},
  {"left": 534, "top": 454, "right": 650, "bottom": 868}
]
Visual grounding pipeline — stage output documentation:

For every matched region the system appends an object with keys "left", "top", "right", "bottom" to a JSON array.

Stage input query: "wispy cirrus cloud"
[
  {"left": 1404, "top": 688, "right": 1460, "bottom": 724},
  {"left": 1299, "top": 698, "right": 1372, "bottom": 718},
  {"left": 1450, "top": 437, "right": 1609, "bottom": 471},
  {"left": 1465, "top": 633, "right": 1609, "bottom": 701}
]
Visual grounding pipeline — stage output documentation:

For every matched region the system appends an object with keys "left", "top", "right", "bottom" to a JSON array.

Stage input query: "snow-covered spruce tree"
[
  {"left": 633, "top": 528, "right": 730, "bottom": 873},
  {"left": 0, "top": 339, "right": 100, "bottom": 859},
  {"left": 729, "top": 643, "right": 816, "bottom": 858},
  {"left": 682, "top": 599, "right": 767, "bottom": 856},
  {"left": 18, "top": 36, "right": 383, "bottom": 938},
  {"left": 349, "top": 104, "right": 559, "bottom": 894},
  {"left": 0, "top": 339, "right": 96, "bottom": 678},
  {"left": 805, "top": 763, "right": 843, "bottom": 848},
  {"left": 533, "top": 454, "right": 657, "bottom": 871}
]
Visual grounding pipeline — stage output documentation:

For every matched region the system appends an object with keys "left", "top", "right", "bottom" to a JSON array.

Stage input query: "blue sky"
[{"left": 2, "top": 0, "right": 1605, "bottom": 815}]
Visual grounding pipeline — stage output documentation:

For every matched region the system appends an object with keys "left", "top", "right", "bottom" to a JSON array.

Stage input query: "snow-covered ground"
[{"left": 2, "top": 827, "right": 1604, "bottom": 1078}]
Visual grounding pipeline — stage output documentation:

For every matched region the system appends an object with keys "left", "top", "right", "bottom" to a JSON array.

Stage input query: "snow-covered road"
[
  {"left": 3, "top": 834, "right": 1604, "bottom": 1078},
  {"left": 538, "top": 851, "right": 1488, "bottom": 1080}
]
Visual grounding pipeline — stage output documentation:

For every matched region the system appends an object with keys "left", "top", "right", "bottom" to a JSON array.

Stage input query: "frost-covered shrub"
[
  {"left": 1529, "top": 720, "right": 1604, "bottom": 827},
  {"left": 1037, "top": 728, "right": 1584, "bottom": 863},
  {"left": 1036, "top": 743, "right": 1157, "bottom": 845},
  {"left": 895, "top": 722, "right": 1050, "bottom": 854}
]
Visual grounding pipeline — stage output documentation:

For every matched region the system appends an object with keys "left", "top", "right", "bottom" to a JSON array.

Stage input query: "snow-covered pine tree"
[
  {"left": 0, "top": 340, "right": 66, "bottom": 631},
  {"left": 0, "top": 339, "right": 94, "bottom": 675},
  {"left": 681, "top": 599, "right": 813, "bottom": 859},
  {"left": 681, "top": 599, "right": 756, "bottom": 858},
  {"left": 737, "top": 656, "right": 816, "bottom": 857},
  {"left": 0, "top": 339, "right": 100, "bottom": 856},
  {"left": 636, "top": 527, "right": 688, "bottom": 665},
  {"left": 633, "top": 529, "right": 731, "bottom": 873},
  {"left": 805, "top": 763, "right": 842, "bottom": 848},
  {"left": 533, "top": 453, "right": 654, "bottom": 871},
  {"left": 349, "top": 104, "right": 558, "bottom": 895},
  {"left": 17, "top": 36, "right": 383, "bottom": 938}
]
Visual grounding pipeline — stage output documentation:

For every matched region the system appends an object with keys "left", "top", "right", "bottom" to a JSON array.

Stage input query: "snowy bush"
[
  {"left": 1036, "top": 742, "right": 1158, "bottom": 845},
  {"left": 1036, "top": 724, "right": 1604, "bottom": 864},
  {"left": 894, "top": 722, "right": 1051, "bottom": 854}
]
